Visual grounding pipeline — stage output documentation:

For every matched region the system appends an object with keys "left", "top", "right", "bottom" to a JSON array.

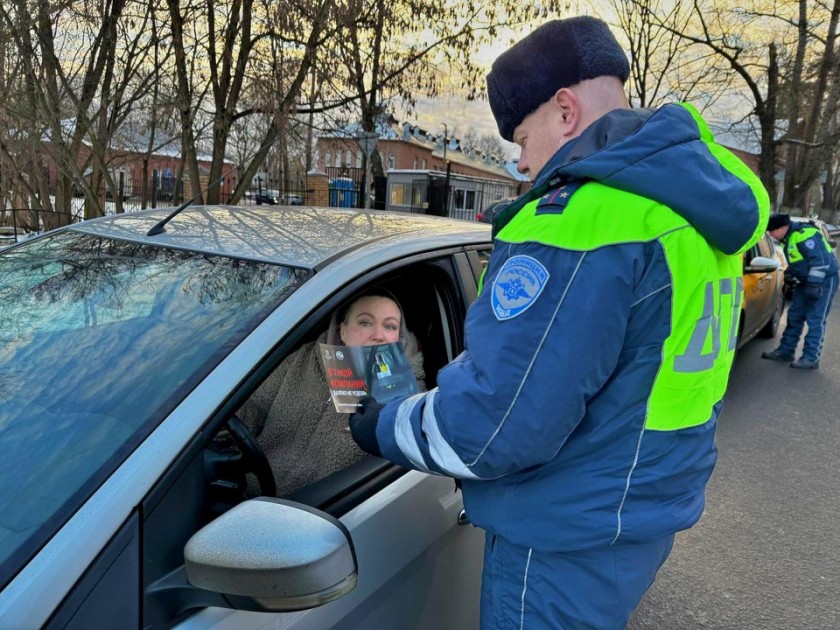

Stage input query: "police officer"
[
  {"left": 762, "top": 213, "right": 838, "bottom": 369},
  {"left": 350, "top": 17, "right": 768, "bottom": 628}
]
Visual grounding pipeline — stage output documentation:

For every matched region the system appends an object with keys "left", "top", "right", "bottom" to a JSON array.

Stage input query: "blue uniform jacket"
[
  {"left": 782, "top": 221, "right": 838, "bottom": 286},
  {"left": 363, "top": 105, "right": 766, "bottom": 552}
]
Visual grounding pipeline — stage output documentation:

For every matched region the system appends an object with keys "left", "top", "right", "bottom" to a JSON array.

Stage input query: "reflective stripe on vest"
[
  {"left": 786, "top": 226, "right": 830, "bottom": 263},
  {"left": 496, "top": 182, "right": 742, "bottom": 431}
]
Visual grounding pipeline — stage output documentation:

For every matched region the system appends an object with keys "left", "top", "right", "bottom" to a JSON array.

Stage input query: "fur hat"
[
  {"left": 767, "top": 213, "right": 791, "bottom": 231},
  {"left": 486, "top": 17, "right": 630, "bottom": 142}
]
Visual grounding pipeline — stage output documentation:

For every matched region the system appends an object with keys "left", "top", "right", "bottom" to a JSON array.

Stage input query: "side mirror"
[
  {"left": 744, "top": 255, "right": 780, "bottom": 274},
  {"left": 184, "top": 498, "right": 357, "bottom": 612}
]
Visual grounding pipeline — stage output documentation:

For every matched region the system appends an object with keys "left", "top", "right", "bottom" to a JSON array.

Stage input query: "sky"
[
  {"left": 411, "top": 95, "right": 520, "bottom": 159},
  {"left": 392, "top": 6, "right": 767, "bottom": 163},
  {"left": 405, "top": 35, "right": 759, "bottom": 162},
  {"left": 402, "top": 36, "right": 524, "bottom": 160}
]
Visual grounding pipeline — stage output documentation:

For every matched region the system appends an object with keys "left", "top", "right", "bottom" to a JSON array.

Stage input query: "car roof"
[
  {"left": 68, "top": 205, "right": 490, "bottom": 269},
  {"left": 790, "top": 216, "right": 823, "bottom": 225}
]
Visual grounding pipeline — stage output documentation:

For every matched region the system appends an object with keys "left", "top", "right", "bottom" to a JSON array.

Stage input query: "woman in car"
[{"left": 239, "top": 289, "right": 425, "bottom": 496}]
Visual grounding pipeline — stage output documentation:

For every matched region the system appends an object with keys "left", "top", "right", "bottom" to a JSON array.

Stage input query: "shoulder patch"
[
  {"left": 535, "top": 181, "right": 584, "bottom": 215},
  {"left": 805, "top": 239, "right": 816, "bottom": 250},
  {"left": 491, "top": 255, "right": 550, "bottom": 321}
]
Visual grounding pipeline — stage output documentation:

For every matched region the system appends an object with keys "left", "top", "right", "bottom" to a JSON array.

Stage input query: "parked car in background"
[
  {"left": 254, "top": 191, "right": 278, "bottom": 205},
  {"left": 475, "top": 197, "right": 516, "bottom": 224},
  {"left": 0, "top": 226, "right": 15, "bottom": 249},
  {"left": 0, "top": 207, "right": 490, "bottom": 629},
  {"left": 739, "top": 233, "right": 785, "bottom": 346},
  {"left": 281, "top": 193, "right": 304, "bottom": 205}
]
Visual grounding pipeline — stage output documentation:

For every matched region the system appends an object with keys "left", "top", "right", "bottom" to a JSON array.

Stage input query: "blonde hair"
[{"left": 326, "top": 288, "right": 408, "bottom": 346}]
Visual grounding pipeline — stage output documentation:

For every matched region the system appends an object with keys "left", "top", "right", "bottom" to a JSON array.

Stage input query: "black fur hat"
[
  {"left": 486, "top": 17, "right": 630, "bottom": 142},
  {"left": 767, "top": 213, "right": 791, "bottom": 231}
]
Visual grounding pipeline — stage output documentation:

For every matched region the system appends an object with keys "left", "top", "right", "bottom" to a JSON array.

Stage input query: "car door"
[
  {"left": 755, "top": 234, "right": 782, "bottom": 329},
  {"left": 758, "top": 234, "right": 783, "bottom": 302},
  {"left": 20, "top": 248, "right": 485, "bottom": 630},
  {"left": 148, "top": 250, "right": 485, "bottom": 629},
  {"left": 742, "top": 240, "right": 772, "bottom": 339}
]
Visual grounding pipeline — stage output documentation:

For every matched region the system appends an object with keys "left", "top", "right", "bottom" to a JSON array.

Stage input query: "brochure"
[{"left": 319, "top": 341, "right": 421, "bottom": 413}]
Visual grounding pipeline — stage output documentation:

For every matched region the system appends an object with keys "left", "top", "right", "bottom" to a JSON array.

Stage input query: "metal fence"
[
  {"left": 0, "top": 183, "right": 312, "bottom": 247},
  {"left": 0, "top": 208, "right": 84, "bottom": 246},
  {"left": 15, "top": 180, "right": 313, "bottom": 213},
  {"left": 403, "top": 175, "right": 509, "bottom": 221},
  {"left": 78, "top": 182, "right": 312, "bottom": 210}
]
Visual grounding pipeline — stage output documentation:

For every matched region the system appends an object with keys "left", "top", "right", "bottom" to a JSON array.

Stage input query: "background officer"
[{"left": 763, "top": 213, "right": 838, "bottom": 369}]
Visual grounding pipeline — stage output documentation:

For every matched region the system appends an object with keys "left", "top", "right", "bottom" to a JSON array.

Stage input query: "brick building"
[
  {"left": 40, "top": 124, "right": 237, "bottom": 205},
  {"left": 316, "top": 117, "right": 528, "bottom": 218}
]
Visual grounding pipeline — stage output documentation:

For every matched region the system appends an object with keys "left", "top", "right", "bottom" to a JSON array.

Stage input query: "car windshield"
[{"left": 0, "top": 231, "right": 309, "bottom": 587}]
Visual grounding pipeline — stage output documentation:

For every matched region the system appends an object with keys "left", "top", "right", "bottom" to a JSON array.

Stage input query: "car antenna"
[{"left": 146, "top": 167, "right": 233, "bottom": 236}]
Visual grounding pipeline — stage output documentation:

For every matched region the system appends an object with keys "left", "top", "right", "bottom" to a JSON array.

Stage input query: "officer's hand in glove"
[
  {"left": 348, "top": 396, "right": 384, "bottom": 457},
  {"left": 805, "top": 283, "right": 823, "bottom": 301}
]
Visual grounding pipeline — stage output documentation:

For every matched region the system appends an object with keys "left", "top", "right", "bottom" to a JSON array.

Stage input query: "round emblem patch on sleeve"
[
  {"left": 805, "top": 239, "right": 816, "bottom": 249},
  {"left": 490, "top": 255, "right": 550, "bottom": 320}
]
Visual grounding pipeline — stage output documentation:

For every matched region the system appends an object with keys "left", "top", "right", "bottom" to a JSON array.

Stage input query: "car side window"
[
  {"left": 758, "top": 235, "right": 774, "bottom": 259},
  {"left": 466, "top": 246, "right": 493, "bottom": 290},
  {"left": 745, "top": 243, "right": 762, "bottom": 265},
  {"left": 234, "top": 258, "right": 467, "bottom": 502},
  {"left": 138, "top": 255, "right": 473, "bottom": 625}
]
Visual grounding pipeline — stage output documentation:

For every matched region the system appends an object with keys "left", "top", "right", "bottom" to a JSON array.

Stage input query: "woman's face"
[{"left": 340, "top": 296, "right": 401, "bottom": 346}]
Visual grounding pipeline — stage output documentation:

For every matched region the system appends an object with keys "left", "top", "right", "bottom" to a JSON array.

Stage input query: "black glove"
[
  {"left": 805, "top": 283, "right": 822, "bottom": 301},
  {"left": 348, "top": 396, "right": 384, "bottom": 457}
]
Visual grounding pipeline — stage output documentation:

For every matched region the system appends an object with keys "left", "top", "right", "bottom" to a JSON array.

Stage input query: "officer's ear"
[{"left": 550, "top": 88, "right": 581, "bottom": 140}]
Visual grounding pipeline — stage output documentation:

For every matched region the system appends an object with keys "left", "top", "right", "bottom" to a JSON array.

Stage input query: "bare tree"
[
  {"left": 780, "top": 0, "right": 840, "bottom": 214},
  {"left": 636, "top": 0, "right": 785, "bottom": 201},
  {"left": 640, "top": 0, "right": 840, "bottom": 212},
  {"left": 459, "top": 128, "right": 509, "bottom": 159},
  {"left": 163, "top": 0, "right": 337, "bottom": 205},
  {"left": 611, "top": 0, "right": 719, "bottom": 108},
  {"left": 318, "top": 1, "right": 562, "bottom": 184},
  {"left": 0, "top": 0, "right": 165, "bottom": 222}
]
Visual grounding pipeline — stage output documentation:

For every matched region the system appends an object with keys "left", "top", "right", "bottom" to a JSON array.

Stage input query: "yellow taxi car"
[{"left": 738, "top": 232, "right": 786, "bottom": 347}]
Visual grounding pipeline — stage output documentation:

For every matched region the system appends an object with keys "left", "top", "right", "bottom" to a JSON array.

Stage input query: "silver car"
[{"left": 0, "top": 206, "right": 491, "bottom": 629}]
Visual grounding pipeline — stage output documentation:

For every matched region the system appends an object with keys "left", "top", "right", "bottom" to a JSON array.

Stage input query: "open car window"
[{"left": 233, "top": 258, "right": 468, "bottom": 504}]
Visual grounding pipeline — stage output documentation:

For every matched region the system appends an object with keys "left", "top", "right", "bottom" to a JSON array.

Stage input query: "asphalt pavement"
[{"left": 628, "top": 299, "right": 840, "bottom": 629}]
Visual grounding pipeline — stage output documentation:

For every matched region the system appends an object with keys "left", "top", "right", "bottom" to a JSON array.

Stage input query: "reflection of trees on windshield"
[
  {"left": 0, "top": 231, "right": 310, "bottom": 349},
  {"left": 0, "top": 227, "right": 316, "bottom": 595},
  {"left": 76, "top": 206, "right": 437, "bottom": 268},
  {"left": 0, "top": 230, "right": 311, "bottom": 579},
  {"left": 0, "top": 370, "right": 18, "bottom": 403}
]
